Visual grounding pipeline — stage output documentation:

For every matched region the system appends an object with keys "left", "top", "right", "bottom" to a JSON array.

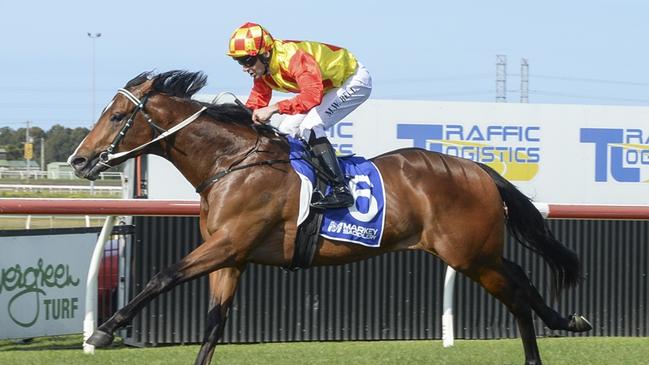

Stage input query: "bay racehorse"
[{"left": 69, "top": 70, "right": 591, "bottom": 365}]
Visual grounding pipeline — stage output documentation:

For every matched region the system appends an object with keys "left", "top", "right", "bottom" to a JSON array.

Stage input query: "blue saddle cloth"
[{"left": 288, "top": 137, "right": 386, "bottom": 247}]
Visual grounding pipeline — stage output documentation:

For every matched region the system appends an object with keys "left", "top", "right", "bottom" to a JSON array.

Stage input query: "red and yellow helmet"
[{"left": 226, "top": 22, "right": 274, "bottom": 57}]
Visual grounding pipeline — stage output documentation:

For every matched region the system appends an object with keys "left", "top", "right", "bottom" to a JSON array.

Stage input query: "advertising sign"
[
  {"left": 0, "top": 233, "right": 95, "bottom": 339},
  {"left": 148, "top": 98, "right": 649, "bottom": 205},
  {"left": 329, "top": 100, "right": 649, "bottom": 204}
]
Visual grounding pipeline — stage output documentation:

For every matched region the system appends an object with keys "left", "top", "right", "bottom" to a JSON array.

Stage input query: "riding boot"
[{"left": 309, "top": 137, "right": 354, "bottom": 209}]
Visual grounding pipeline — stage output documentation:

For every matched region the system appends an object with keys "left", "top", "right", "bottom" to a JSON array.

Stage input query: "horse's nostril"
[{"left": 71, "top": 156, "right": 87, "bottom": 169}]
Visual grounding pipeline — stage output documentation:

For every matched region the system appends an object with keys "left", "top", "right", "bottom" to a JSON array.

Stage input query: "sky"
[{"left": 1, "top": 0, "right": 648, "bottom": 130}]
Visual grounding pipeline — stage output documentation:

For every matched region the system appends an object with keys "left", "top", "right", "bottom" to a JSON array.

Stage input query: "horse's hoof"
[
  {"left": 568, "top": 314, "right": 592, "bottom": 332},
  {"left": 86, "top": 329, "right": 115, "bottom": 347}
]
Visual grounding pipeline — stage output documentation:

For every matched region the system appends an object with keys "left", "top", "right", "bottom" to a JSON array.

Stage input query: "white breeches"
[{"left": 275, "top": 62, "right": 372, "bottom": 140}]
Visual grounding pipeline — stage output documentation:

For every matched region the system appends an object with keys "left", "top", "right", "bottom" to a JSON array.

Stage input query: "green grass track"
[{"left": 1, "top": 335, "right": 647, "bottom": 364}]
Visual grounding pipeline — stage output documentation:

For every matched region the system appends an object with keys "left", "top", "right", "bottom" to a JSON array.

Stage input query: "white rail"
[{"left": 83, "top": 216, "right": 116, "bottom": 354}]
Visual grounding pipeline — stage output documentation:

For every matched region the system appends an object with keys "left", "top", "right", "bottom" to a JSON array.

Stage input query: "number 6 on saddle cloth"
[{"left": 287, "top": 136, "right": 386, "bottom": 270}]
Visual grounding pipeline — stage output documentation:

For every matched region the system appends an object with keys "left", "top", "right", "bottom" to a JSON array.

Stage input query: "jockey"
[{"left": 227, "top": 22, "right": 372, "bottom": 210}]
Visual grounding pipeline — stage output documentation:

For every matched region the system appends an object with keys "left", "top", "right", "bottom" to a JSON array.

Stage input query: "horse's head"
[{"left": 68, "top": 70, "right": 207, "bottom": 180}]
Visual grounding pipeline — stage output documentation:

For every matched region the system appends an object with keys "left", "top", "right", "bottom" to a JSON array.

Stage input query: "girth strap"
[{"left": 286, "top": 171, "right": 328, "bottom": 271}]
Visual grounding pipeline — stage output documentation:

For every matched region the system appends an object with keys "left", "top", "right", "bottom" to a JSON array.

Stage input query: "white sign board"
[
  {"left": 335, "top": 100, "right": 649, "bottom": 204},
  {"left": 148, "top": 156, "right": 199, "bottom": 200},
  {"left": 148, "top": 97, "right": 649, "bottom": 205},
  {"left": 0, "top": 233, "right": 95, "bottom": 339}
]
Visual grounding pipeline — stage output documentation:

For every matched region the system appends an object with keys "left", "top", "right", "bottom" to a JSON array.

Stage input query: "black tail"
[{"left": 477, "top": 163, "right": 581, "bottom": 297}]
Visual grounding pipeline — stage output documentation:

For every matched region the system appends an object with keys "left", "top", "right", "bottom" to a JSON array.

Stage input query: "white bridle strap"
[
  {"left": 102, "top": 88, "right": 207, "bottom": 163},
  {"left": 117, "top": 88, "right": 142, "bottom": 106}
]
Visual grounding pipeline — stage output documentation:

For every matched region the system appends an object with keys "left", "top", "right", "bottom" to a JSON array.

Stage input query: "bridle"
[
  {"left": 95, "top": 88, "right": 314, "bottom": 195},
  {"left": 96, "top": 88, "right": 206, "bottom": 169}
]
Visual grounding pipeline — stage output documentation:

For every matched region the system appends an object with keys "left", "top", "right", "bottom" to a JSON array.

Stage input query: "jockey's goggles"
[{"left": 234, "top": 55, "right": 258, "bottom": 67}]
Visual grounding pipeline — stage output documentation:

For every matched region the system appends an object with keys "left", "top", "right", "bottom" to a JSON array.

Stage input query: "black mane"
[
  {"left": 126, "top": 70, "right": 257, "bottom": 128},
  {"left": 123, "top": 70, "right": 207, "bottom": 98},
  {"left": 152, "top": 70, "right": 207, "bottom": 98}
]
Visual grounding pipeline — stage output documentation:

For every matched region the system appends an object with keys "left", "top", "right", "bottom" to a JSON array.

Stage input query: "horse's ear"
[{"left": 125, "top": 71, "right": 155, "bottom": 88}]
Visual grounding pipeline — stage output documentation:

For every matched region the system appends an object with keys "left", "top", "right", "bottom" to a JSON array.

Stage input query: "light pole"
[{"left": 87, "top": 32, "right": 102, "bottom": 123}]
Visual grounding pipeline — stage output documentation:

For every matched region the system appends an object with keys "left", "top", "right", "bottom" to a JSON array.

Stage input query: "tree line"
[{"left": 0, "top": 125, "right": 89, "bottom": 167}]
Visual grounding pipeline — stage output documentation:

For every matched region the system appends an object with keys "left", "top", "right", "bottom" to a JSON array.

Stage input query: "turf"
[{"left": 0, "top": 335, "right": 647, "bottom": 364}]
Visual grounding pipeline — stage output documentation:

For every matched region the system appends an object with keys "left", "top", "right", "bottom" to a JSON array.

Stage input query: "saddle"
[
  {"left": 251, "top": 123, "right": 367, "bottom": 271},
  {"left": 261, "top": 131, "right": 384, "bottom": 271}
]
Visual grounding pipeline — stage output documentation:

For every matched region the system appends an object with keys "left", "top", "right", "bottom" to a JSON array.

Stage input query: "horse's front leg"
[
  {"left": 194, "top": 266, "right": 246, "bottom": 365},
  {"left": 86, "top": 231, "right": 243, "bottom": 347}
]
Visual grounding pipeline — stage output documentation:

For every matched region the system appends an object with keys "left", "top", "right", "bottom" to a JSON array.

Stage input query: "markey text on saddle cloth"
[{"left": 288, "top": 137, "right": 386, "bottom": 247}]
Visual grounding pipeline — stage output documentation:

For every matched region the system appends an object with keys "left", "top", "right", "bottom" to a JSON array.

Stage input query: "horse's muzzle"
[{"left": 68, "top": 153, "right": 105, "bottom": 180}]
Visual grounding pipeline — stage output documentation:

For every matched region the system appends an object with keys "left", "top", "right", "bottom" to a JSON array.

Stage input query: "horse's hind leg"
[
  {"left": 194, "top": 266, "right": 245, "bottom": 365},
  {"left": 503, "top": 259, "right": 592, "bottom": 333},
  {"left": 463, "top": 261, "right": 543, "bottom": 365}
]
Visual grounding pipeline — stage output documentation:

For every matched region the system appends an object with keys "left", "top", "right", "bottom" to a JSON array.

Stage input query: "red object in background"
[{"left": 98, "top": 240, "right": 120, "bottom": 323}]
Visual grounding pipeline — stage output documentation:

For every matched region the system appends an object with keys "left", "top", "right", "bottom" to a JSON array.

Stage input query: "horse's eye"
[{"left": 110, "top": 113, "right": 125, "bottom": 122}]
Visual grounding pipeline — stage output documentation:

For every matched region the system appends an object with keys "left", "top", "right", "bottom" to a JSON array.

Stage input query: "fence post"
[
  {"left": 83, "top": 215, "right": 116, "bottom": 354},
  {"left": 442, "top": 266, "right": 457, "bottom": 348}
]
